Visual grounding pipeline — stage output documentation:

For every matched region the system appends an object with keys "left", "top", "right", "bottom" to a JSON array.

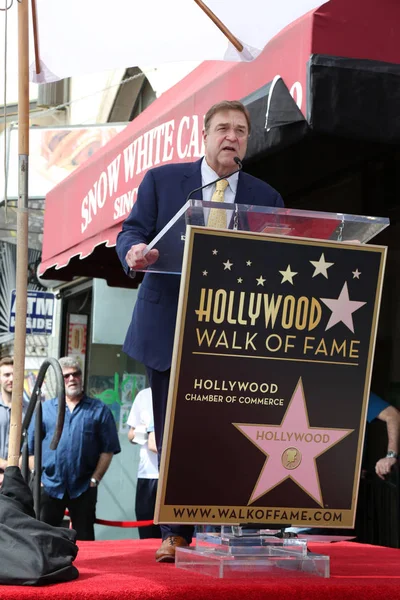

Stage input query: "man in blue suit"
[{"left": 116, "top": 100, "right": 284, "bottom": 562}]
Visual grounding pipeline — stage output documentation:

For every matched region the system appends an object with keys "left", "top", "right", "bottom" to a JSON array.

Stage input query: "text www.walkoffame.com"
[{"left": 173, "top": 507, "right": 343, "bottom": 523}]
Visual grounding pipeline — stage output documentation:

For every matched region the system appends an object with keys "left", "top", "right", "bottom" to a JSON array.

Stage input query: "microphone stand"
[
  {"left": 140, "top": 157, "right": 244, "bottom": 268},
  {"left": 185, "top": 156, "right": 243, "bottom": 203}
]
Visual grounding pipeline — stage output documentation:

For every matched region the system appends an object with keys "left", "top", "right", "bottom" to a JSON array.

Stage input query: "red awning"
[{"left": 39, "top": 0, "right": 400, "bottom": 283}]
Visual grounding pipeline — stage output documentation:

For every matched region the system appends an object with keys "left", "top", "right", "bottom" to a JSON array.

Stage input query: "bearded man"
[{"left": 28, "top": 357, "right": 121, "bottom": 540}]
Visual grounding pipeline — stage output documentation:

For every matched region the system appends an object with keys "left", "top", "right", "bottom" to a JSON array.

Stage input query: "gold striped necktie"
[{"left": 207, "top": 179, "right": 229, "bottom": 229}]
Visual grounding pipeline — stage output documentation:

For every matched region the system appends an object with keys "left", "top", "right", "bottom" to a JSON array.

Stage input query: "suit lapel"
[
  {"left": 235, "top": 172, "right": 253, "bottom": 206},
  {"left": 181, "top": 159, "right": 204, "bottom": 226},
  {"left": 181, "top": 159, "right": 203, "bottom": 202}
]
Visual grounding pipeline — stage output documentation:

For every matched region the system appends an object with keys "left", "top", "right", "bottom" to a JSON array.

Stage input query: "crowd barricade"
[{"left": 65, "top": 510, "right": 154, "bottom": 528}]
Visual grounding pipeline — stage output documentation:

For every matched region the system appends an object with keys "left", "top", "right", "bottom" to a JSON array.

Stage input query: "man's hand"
[
  {"left": 125, "top": 243, "right": 159, "bottom": 270},
  {"left": 375, "top": 456, "right": 397, "bottom": 479}
]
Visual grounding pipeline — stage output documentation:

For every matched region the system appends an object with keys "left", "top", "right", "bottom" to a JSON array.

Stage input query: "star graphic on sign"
[
  {"left": 352, "top": 269, "right": 361, "bottom": 279},
  {"left": 256, "top": 276, "right": 266, "bottom": 286},
  {"left": 279, "top": 265, "right": 298, "bottom": 285},
  {"left": 246, "top": 260, "right": 252, "bottom": 267},
  {"left": 223, "top": 260, "right": 233, "bottom": 270},
  {"left": 234, "top": 379, "right": 353, "bottom": 506},
  {"left": 212, "top": 249, "right": 218, "bottom": 255},
  {"left": 237, "top": 277, "right": 243, "bottom": 284},
  {"left": 202, "top": 270, "right": 208, "bottom": 276},
  {"left": 310, "top": 253, "right": 334, "bottom": 278},
  {"left": 320, "top": 282, "right": 366, "bottom": 333}
]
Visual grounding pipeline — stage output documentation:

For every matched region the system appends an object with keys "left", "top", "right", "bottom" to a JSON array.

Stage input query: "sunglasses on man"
[{"left": 63, "top": 370, "right": 82, "bottom": 380}]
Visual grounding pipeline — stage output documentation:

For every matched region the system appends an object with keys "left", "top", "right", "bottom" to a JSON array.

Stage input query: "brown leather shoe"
[{"left": 155, "top": 535, "right": 189, "bottom": 563}]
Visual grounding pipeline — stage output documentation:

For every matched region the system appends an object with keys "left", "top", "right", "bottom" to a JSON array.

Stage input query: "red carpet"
[{"left": 0, "top": 540, "right": 399, "bottom": 599}]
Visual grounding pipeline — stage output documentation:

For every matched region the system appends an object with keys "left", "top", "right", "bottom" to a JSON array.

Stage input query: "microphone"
[
  {"left": 185, "top": 156, "right": 243, "bottom": 203},
  {"left": 137, "top": 157, "right": 244, "bottom": 272}
]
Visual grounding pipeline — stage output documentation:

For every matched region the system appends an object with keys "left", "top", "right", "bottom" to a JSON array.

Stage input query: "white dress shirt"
[{"left": 201, "top": 157, "right": 239, "bottom": 227}]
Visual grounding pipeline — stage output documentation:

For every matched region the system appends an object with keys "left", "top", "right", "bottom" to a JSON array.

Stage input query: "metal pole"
[
  {"left": 33, "top": 399, "right": 42, "bottom": 518},
  {"left": 8, "top": 0, "right": 29, "bottom": 468},
  {"left": 193, "top": 0, "right": 244, "bottom": 52}
]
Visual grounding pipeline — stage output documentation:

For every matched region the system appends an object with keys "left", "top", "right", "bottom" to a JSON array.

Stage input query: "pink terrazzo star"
[{"left": 234, "top": 379, "right": 353, "bottom": 506}]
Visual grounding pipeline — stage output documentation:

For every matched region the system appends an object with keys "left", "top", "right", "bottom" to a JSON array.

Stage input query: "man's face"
[
  {"left": 203, "top": 109, "right": 249, "bottom": 176},
  {"left": 62, "top": 368, "right": 83, "bottom": 399},
  {"left": 0, "top": 365, "right": 13, "bottom": 395}
]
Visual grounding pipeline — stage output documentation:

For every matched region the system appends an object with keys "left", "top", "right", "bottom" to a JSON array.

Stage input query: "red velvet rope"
[
  {"left": 95, "top": 518, "right": 154, "bottom": 528},
  {"left": 65, "top": 510, "right": 154, "bottom": 528}
]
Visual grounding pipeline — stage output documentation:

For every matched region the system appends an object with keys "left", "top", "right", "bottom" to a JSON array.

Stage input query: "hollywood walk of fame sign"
[{"left": 155, "top": 227, "right": 386, "bottom": 528}]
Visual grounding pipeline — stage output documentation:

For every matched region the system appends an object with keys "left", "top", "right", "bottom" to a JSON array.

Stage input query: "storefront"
[
  {"left": 38, "top": 0, "right": 400, "bottom": 390},
  {"left": 38, "top": 0, "right": 400, "bottom": 542},
  {"left": 39, "top": 0, "right": 400, "bottom": 274}
]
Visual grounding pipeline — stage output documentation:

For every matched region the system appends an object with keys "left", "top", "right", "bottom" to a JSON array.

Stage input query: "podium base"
[{"left": 175, "top": 530, "right": 330, "bottom": 579}]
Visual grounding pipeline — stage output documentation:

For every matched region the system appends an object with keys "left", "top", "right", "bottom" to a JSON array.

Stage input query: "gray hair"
[
  {"left": 59, "top": 357, "right": 82, "bottom": 372},
  {"left": 204, "top": 100, "right": 251, "bottom": 134}
]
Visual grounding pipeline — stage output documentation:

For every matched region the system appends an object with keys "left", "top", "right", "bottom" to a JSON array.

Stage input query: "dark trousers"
[
  {"left": 136, "top": 478, "right": 161, "bottom": 539},
  {"left": 40, "top": 486, "right": 97, "bottom": 541},
  {"left": 146, "top": 366, "right": 195, "bottom": 544}
]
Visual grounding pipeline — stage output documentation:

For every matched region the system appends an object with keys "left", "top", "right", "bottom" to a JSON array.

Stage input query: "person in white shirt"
[{"left": 127, "top": 387, "right": 161, "bottom": 539}]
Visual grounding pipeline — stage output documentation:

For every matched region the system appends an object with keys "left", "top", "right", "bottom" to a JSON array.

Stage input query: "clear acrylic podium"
[
  {"left": 142, "top": 200, "right": 389, "bottom": 274},
  {"left": 177, "top": 526, "right": 332, "bottom": 579},
  {"left": 143, "top": 200, "right": 389, "bottom": 578}
]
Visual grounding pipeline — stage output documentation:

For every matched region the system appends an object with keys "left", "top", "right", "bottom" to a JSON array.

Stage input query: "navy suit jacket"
[{"left": 116, "top": 159, "right": 284, "bottom": 371}]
